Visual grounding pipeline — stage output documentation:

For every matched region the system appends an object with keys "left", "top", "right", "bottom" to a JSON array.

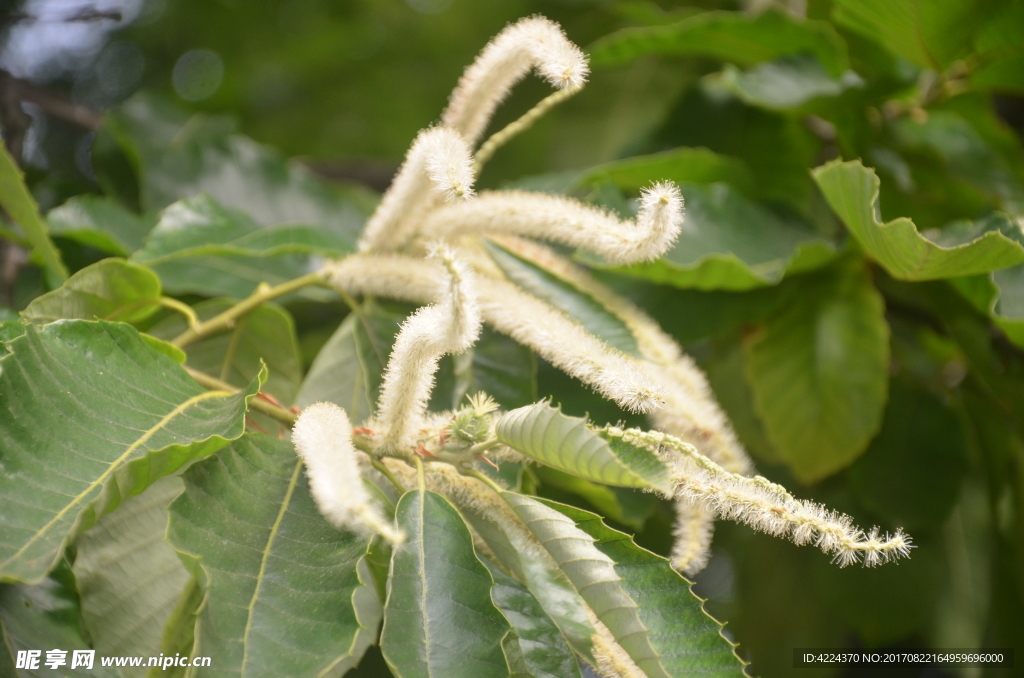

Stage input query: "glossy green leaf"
[
  {"left": 21, "top": 259, "right": 162, "bottom": 326},
  {"left": 832, "top": 0, "right": 991, "bottom": 69},
  {"left": 167, "top": 433, "right": 380, "bottom": 678},
  {"left": 74, "top": 476, "right": 189, "bottom": 673},
  {"left": 502, "top": 634, "right": 532, "bottom": 678},
  {"left": 149, "top": 298, "right": 302, "bottom": 406},
  {"left": 0, "top": 567, "right": 120, "bottom": 677},
  {"left": 484, "top": 240, "right": 641, "bottom": 356},
  {"left": 814, "top": 159, "right": 1024, "bottom": 280},
  {"left": 745, "top": 261, "right": 890, "bottom": 482},
  {"left": 381, "top": 489, "right": 510, "bottom": 678},
  {"left": 546, "top": 500, "right": 748, "bottom": 677},
  {"left": 0, "top": 141, "right": 67, "bottom": 282},
  {"left": 598, "top": 182, "right": 835, "bottom": 291},
  {"left": 590, "top": 8, "right": 848, "bottom": 76},
  {"left": 721, "top": 55, "right": 863, "bottom": 110},
  {"left": 502, "top": 492, "right": 669, "bottom": 678},
  {"left": 294, "top": 301, "right": 406, "bottom": 420},
  {"left": 577, "top": 148, "right": 753, "bottom": 195},
  {"left": 47, "top": 195, "right": 157, "bottom": 256},
  {"left": 485, "top": 560, "right": 583, "bottom": 678},
  {"left": 106, "top": 92, "right": 374, "bottom": 237},
  {"left": 131, "top": 195, "right": 342, "bottom": 300},
  {"left": 496, "top": 401, "right": 671, "bottom": 493},
  {"left": 0, "top": 320, "right": 259, "bottom": 583}
]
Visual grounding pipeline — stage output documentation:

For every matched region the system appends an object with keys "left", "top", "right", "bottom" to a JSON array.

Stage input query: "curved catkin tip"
[
  {"left": 424, "top": 127, "right": 476, "bottom": 202},
  {"left": 357, "top": 126, "right": 475, "bottom": 252},
  {"left": 292, "top": 402, "right": 403, "bottom": 544},
  {"left": 670, "top": 500, "right": 714, "bottom": 577},
  {"left": 441, "top": 15, "right": 589, "bottom": 145},
  {"left": 636, "top": 181, "right": 684, "bottom": 258}
]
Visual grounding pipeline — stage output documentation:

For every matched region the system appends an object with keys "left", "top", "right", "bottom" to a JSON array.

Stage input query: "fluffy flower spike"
[
  {"left": 375, "top": 246, "right": 482, "bottom": 451},
  {"left": 291, "top": 402, "right": 404, "bottom": 544},
  {"left": 358, "top": 126, "right": 475, "bottom": 253},
  {"left": 442, "top": 16, "right": 589, "bottom": 147},
  {"left": 422, "top": 181, "right": 683, "bottom": 265}
]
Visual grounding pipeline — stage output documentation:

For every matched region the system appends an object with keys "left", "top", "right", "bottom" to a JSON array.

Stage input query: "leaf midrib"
[
  {"left": 239, "top": 459, "right": 302, "bottom": 677},
  {"left": 0, "top": 388, "right": 233, "bottom": 572}
]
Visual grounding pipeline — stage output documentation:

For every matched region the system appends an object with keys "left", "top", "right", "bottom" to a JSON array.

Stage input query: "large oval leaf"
[
  {"left": 745, "top": 260, "right": 890, "bottom": 482},
  {"left": 495, "top": 401, "right": 671, "bottom": 494},
  {"left": 0, "top": 320, "right": 259, "bottom": 583},
  {"left": 21, "top": 259, "right": 162, "bottom": 326},
  {"left": 502, "top": 492, "right": 669, "bottom": 678},
  {"left": 74, "top": 476, "right": 189, "bottom": 673},
  {"left": 813, "top": 159, "right": 1024, "bottom": 281},
  {"left": 545, "top": 500, "right": 747, "bottom": 677},
  {"left": 381, "top": 489, "right": 511, "bottom": 678},
  {"left": 167, "top": 433, "right": 380, "bottom": 678}
]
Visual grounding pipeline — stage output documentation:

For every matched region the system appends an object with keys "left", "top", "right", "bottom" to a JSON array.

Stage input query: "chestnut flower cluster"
[{"left": 290, "top": 15, "right": 912, "bottom": 604}]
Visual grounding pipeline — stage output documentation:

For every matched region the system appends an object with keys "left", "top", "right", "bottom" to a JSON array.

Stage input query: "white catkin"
[
  {"left": 670, "top": 500, "right": 715, "bottom": 577},
  {"left": 441, "top": 15, "right": 588, "bottom": 147},
  {"left": 325, "top": 254, "right": 664, "bottom": 414},
  {"left": 422, "top": 182, "right": 683, "bottom": 264},
  {"left": 375, "top": 248, "right": 482, "bottom": 451},
  {"left": 358, "top": 126, "right": 474, "bottom": 253},
  {"left": 291, "top": 402, "right": 404, "bottom": 544}
]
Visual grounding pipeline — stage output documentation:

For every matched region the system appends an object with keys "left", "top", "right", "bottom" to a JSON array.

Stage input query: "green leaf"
[
  {"left": 590, "top": 8, "right": 849, "bottom": 76},
  {"left": 597, "top": 183, "right": 835, "bottom": 291},
  {"left": 106, "top": 93, "right": 374, "bottom": 237},
  {"left": 167, "top": 433, "right": 380, "bottom": 678},
  {"left": 47, "top": 195, "right": 157, "bottom": 256},
  {"left": 496, "top": 401, "right": 672, "bottom": 493},
  {"left": 546, "top": 500, "right": 748, "bottom": 677},
  {"left": 0, "top": 141, "right": 67, "bottom": 282},
  {"left": 848, "top": 380, "right": 968, "bottom": 530},
  {"left": 381, "top": 489, "right": 510, "bottom": 678},
  {"left": 147, "top": 578, "right": 202, "bottom": 678},
  {"left": 531, "top": 466, "right": 639, "bottom": 530},
  {"left": 21, "top": 259, "right": 162, "bottom": 326},
  {"left": 0, "top": 567, "right": 120, "bottom": 677},
  {"left": 745, "top": 261, "right": 890, "bottom": 482},
  {"left": 502, "top": 634, "right": 532, "bottom": 678},
  {"left": 832, "top": 0, "right": 993, "bottom": 69},
  {"left": 131, "top": 195, "right": 343, "bottom": 300},
  {"left": 502, "top": 492, "right": 669, "bottom": 678},
  {"left": 721, "top": 55, "right": 863, "bottom": 110},
  {"left": 577, "top": 148, "right": 753, "bottom": 195},
  {"left": 813, "top": 159, "right": 1024, "bottom": 280},
  {"left": 0, "top": 320, "right": 259, "bottom": 583},
  {"left": 485, "top": 560, "right": 583, "bottom": 678},
  {"left": 73, "top": 476, "right": 189, "bottom": 673},
  {"left": 149, "top": 298, "right": 302, "bottom": 406},
  {"left": 294, "top": 301, "right": 407, "bottom": 421},
  {"left": 484, "top": 240, "right": 641, "bottom": 357},
  {"left": 971, "top": 3, "right": 1024, "bottom": 94}
]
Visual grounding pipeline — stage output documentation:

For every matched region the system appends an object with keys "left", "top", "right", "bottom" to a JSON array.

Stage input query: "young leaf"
[
  {"left": 501, "top": 492, "right": 670, "bottom": 678},
  {"left": 0, "top": 320, "right": 259, "bottom": 583},
  {"left": 381, "top": 489, "right": 511, "bottom": 678},
  {"left": 745, "top": 261, "right": 890, "bottom": 482},
  {"left": 73, "top": 476, "right": 189, "bottom": 674},
  {"left": 0, "top": 568, "right": 120, "bottom": 677},
  {"left": 47, "top": 195, "right": 157, "bottom": 256},
  {"left": 594, "top": 183, "right": 835, "bottom": 291},
  {"left": 21, "top": 259, "right": 162, "bottom": 326},
  {"left": 484, "top": 240, "right": 642, "bottom": 356},
  {"left": 589, "top": 8, "right": 848, "bottom": 76},
  {"left": 544, "top": 500, "right": 748, "bottom": 677},
  {"left": 149, "top": 298, "right": 303, "bottom": 406},
  {"left": 294, "top": 301, "right": 407, "bottom": 421},
  {"left": 495, "top": 401, "right": 672, "bottom": 493},
  {"left": 813, "top": 159, "right": 1024, "bottom": 280},
  {"left": 167, "top": 433, "right": 380, "bottom": 678},
  {"left": 485, "top": 560, "right": 583, "bottom": 678}
]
